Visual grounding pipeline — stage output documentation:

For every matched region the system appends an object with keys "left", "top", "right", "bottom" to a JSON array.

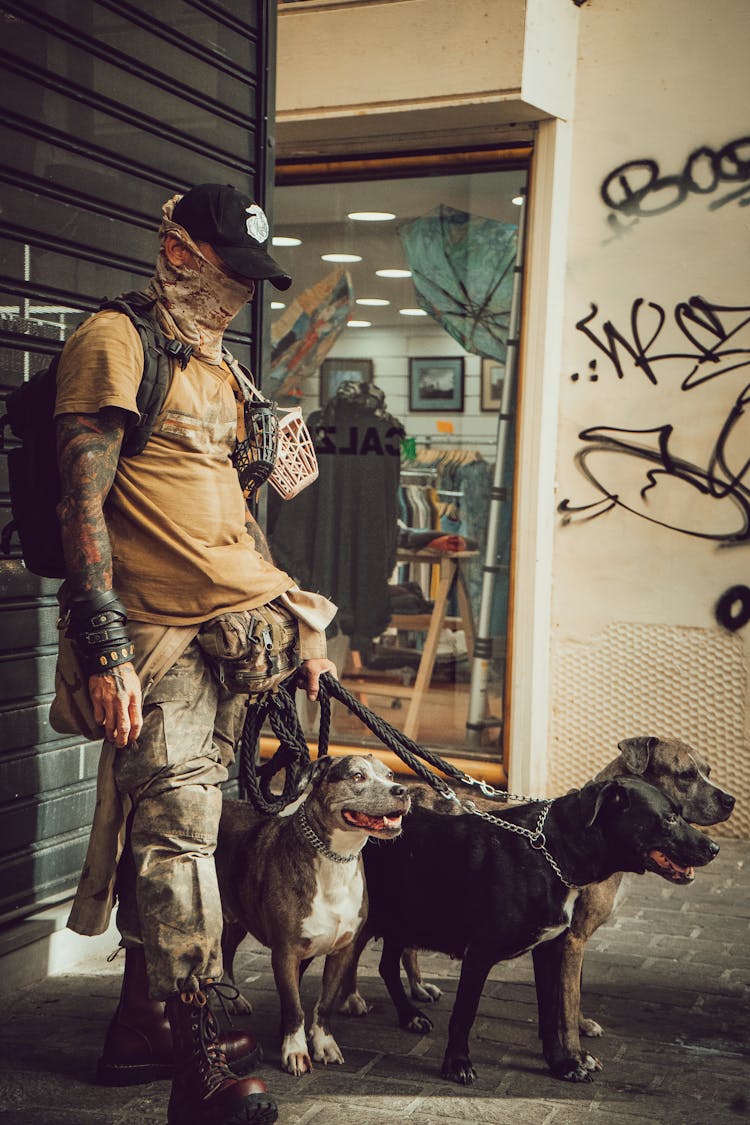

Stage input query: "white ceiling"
[{"left": 270, "top": 167, "right": 528, "bottom": 330}]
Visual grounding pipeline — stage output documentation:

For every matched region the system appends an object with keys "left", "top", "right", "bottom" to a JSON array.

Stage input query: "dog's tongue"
[
  {"left": 344, "top": 810, "right": 402, "bottom": 831},
  {"left": 648, "top": 849, "right": 695, "bottom": 881}
]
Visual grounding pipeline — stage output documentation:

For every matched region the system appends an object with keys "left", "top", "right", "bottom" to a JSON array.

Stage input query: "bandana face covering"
[{"left": 145, "top": 194, "right": 256, "bottom": 364}]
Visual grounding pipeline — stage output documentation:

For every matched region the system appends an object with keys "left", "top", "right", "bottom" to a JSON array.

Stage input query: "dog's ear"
[
  {"left": 617, "top": 736, "right": 658, "bottom": 775},
  {"left": 580, "top": 780, "right": 631, "bottom": 827},
  {"left": 293, "top": 755, "right": 334, "bottom": 798}
]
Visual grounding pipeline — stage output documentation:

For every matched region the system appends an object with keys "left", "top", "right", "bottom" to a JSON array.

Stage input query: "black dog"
[{"left": 338, "top": 776, "right": 719, "bottom": 1085}]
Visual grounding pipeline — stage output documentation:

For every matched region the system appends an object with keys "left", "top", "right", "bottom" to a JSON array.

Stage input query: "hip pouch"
[{"left": 196, "top": 600, "right": 300, "bottom": 698}]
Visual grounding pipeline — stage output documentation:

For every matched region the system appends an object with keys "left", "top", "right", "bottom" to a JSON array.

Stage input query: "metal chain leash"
[
  {"left": 237, "top": 673, "right": 576, "bottom": 886},
  {"left": 316, "top": 674, "right": 545, "bottom": 805},
  {"left": 463, "top": 800, "right": 577, "bottom": 888}
]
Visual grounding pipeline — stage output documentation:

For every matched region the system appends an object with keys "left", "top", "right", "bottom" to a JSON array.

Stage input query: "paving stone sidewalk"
[{"left": 0, "top": 839, "right": 748, "bottom": 1125}]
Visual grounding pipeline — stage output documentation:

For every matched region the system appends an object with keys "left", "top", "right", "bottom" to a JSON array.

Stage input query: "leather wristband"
[{"left": 66, "top": 593, "right": 135, "bottom": 675}]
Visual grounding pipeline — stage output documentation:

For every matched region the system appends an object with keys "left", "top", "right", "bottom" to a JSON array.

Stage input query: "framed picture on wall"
[
  {"left": 319, "top": 358, "right": 374, "bottom": 405},
  {"left": 409, "top": 356, "right": 464, "bottom": 412},
  {"left": 481, "top": 358, "right": 506, "bottom": 412}
]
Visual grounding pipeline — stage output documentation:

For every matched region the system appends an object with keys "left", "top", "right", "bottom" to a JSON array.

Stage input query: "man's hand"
[
  {"left": 297, "top": 658, "right": 338, "bottom": 702},
  {"left": 89, "top": 662, "right": 143, "bottom": 748}
]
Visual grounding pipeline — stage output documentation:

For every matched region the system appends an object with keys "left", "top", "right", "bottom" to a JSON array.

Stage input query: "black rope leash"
[
  {"left": 236, "top": 673, "right": 577, "bottom": 887},
  {"left": 238, "top": 671, "right": 533, "bottom": 814},
  {"left": 238, "top": 682, "right": 318, "bottom": 813}
]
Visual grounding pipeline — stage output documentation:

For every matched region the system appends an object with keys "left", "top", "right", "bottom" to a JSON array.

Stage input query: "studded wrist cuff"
[{"left": 66, "top": 594, "right": 134, "bottom": 675}]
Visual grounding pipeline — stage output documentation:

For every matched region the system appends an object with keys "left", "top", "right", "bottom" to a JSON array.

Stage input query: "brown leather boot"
[
  {"left": 96, "top": 947, "right": 261, "bottom": 1086},
  {"left": 165, "top": 986, "right": 277, "bottom": 1125}
]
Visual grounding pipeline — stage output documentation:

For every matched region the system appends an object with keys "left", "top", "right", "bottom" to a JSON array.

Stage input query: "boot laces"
[{"left": 180, "top": 982, "right": 243, "bottom": 1096}]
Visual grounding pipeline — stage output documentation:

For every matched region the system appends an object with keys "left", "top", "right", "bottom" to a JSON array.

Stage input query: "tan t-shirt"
[{"left": 54, "top": 310, "right": 294, "bottom": 624}]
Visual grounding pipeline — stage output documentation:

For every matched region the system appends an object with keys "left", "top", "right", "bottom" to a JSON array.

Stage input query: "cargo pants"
[{"left": 112, "top": 638, "right": 247, "bottom": 999}]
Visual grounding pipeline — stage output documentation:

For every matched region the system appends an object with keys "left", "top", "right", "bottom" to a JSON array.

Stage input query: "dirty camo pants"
[{"left": 112, "top": 639, "right": 247, "bottom": 999}]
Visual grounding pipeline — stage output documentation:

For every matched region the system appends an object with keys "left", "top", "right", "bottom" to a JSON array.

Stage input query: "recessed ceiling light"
[
  {"left": 348, "top": 211, "right": 396, "bottom": 222},
  {"left": 270, "top": 301, "right": 285, "bottom": 310},
  {"left": 272, "top": 236, "right": 302, "bottom": 247},
  {"left": 512, "top": 195, "right": 524, "bottom": 206},
  {"left": 321, "top": 253, "right": 362, "bottom": 263},
  {"left": 399, "top": 308, "right": 427, "bottom": 317},
  {"left": 356, "top": 298, "right": 390, "bottom": 307},
  {"left": 347, "top": 320, "right": 372, "bottom": 328},
  {"left": 376, "top": 268, "right": 411, "bottom": 278}
]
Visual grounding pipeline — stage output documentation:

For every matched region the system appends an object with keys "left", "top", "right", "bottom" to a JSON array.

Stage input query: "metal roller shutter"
[{"left": 0, "top": 0, "right": 277, "bottom": 922}]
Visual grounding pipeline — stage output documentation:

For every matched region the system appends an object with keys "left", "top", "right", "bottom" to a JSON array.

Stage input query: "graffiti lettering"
[
  {"left": 601, "top": 136, "right": 750, "bottom": 228},
  {"left": 571, "top": 296, "right": 750, "bottom": 389},
  {"left": 558, "top": 381, "right": 750, "bottom": 542}
]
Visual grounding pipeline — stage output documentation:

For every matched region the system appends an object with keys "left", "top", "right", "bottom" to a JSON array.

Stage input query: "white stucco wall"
[
  {"left": 549, "top": 0, "right": 750, "bottom": 834},
  {"left": 276, "top": 0, "right": 577, "bottom": 154}
]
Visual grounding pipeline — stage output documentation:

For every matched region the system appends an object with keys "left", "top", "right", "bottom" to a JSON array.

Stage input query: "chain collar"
[
  {"left": 294, "top": 803, "right": 360, "bottom": 864},
  {"left": 427, "top": 774, "right": 576, "bottom": 889},
  {"left": 462, "top": 799, "right": 577, "bottom": 889}
]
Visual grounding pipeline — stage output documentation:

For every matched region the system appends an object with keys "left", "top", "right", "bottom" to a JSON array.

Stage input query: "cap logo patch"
[{"left": 245, "top": 204, "right": 269, "bottom": 244}]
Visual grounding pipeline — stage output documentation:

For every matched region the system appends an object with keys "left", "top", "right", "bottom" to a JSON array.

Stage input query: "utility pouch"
[{"left": 196, "top": 600, "right": 300, "bottom": 697}]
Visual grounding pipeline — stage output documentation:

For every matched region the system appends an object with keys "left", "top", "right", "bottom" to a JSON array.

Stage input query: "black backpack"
[{"left": 0, "top": 291, "right": 189, "bottom": 579}]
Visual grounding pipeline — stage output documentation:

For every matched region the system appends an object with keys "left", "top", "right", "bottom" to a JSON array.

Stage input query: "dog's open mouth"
[
  {"left": 342, "top": 809, "right": 403, "bottom": 834},
  {"left": 645, "top": 849, "right": 695, "bottom": 884}
]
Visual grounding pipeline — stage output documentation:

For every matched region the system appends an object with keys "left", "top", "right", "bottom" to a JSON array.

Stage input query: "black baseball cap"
[{"left": 171, "top": 183, "right": 293, "bottom": 291}]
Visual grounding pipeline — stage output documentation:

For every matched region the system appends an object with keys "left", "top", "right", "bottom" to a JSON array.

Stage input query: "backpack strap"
[{"left": 98, "top": 290, "right": 185, "bottom": 458}]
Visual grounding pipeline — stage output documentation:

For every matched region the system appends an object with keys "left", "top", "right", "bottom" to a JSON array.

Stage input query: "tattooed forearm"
[
  {"left": 56, "top": 410, "right": 127, "bottom": 596},
  {"left": 245, "top": 510, "right": 275, "bottom": 564}
]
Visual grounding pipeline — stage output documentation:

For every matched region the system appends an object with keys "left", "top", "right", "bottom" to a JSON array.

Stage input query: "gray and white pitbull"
[{"left": 215, "top": 754, "right": 410, "bottom": 1076}]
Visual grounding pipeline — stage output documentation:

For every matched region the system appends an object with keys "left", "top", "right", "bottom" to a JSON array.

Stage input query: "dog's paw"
[
  {"left": 309, "top": 1025, "right": 345, "bottom": 1066},
  {"left": 339, "top": 991, "right": 372, "bottom": 1017},
  {"left": 579, "top": 1016, "right": 604, "bottom": 1038},
  {"left": 441, "top": 1053, "right": 477, "bottom": 1086},
  {"left": 411, "top": 981, "right": 442, "bottom": 1003},
  {"left": 581, "top": 1051, "right": 603, "bottom": 1072},
  {"left": 552, "top": 1057, "right": 596, "bottom": 1083},
  {"left": 404, "top": 1013, "right": 433, "bottom": 1034},
  {"left": 281, "top": 1028, "right": 313, "bottom": 1076}
]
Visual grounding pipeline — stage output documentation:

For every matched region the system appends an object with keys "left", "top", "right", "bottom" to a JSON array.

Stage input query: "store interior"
[{"left": 263, "top": 163, "right": 528, "bottom": 757}]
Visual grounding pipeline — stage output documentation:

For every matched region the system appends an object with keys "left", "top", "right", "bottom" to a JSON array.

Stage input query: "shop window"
[{"left": 265, "top": 151, "right": 529, "bottom": 762}]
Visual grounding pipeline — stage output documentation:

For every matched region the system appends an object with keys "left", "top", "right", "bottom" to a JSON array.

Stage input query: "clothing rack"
[
  {"left": 399, "top": 468, "right": 463, "bottom": 499},
  {"left": 400, "top": 467, "right": 438, "bottom": 478},
  {"left": 410, "top": 434, "right": 496, "bottom": 451}
]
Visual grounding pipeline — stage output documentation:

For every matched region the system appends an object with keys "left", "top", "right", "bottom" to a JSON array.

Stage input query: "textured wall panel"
[
  {"left": 550, "top": 622, "right": 748, "bottom": 838},
  {"left": 0, "top": 0, "right": 275, "bottom": 923}
]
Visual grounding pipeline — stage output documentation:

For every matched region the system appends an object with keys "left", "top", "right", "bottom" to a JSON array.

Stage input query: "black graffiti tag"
[
  {"left": 571, "top": 296, "right": 750, "bottom": 389},
  {"left": 558, "top": 381, "right": 750, "bottom": 542},
  {"left": 715, "top": 585, "right": 750, "bottom": 631},
  {"left": 601, "top": 136, "right": 750, "bottom": 229}
]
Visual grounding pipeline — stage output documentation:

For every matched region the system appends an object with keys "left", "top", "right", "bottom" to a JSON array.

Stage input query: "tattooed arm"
[{"left": 56, "top": 410, "right": 142, "bottom": 748}]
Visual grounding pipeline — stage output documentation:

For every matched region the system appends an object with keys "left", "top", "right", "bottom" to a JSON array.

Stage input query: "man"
[{"left": 55, "top": 184, "right": 336, "bottom": 1125}]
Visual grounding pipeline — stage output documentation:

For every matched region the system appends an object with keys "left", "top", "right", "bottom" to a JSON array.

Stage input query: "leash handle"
[
  {"left": 238, "top": 685, "right": 312, "bottom": 813},
  {"left": 237, "top": 671, "right": 543, "bottom": 817}
]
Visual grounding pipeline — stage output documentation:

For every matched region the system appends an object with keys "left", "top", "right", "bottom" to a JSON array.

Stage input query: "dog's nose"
[
  {"left": 390, "top": 784, "right": 407, "bottom": 798},
  {"left": 708, "top": 840, "right": 720, "bottom": 858},
  {"left": 720, "top": 791, "right": 736, "bottom": 811}
]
